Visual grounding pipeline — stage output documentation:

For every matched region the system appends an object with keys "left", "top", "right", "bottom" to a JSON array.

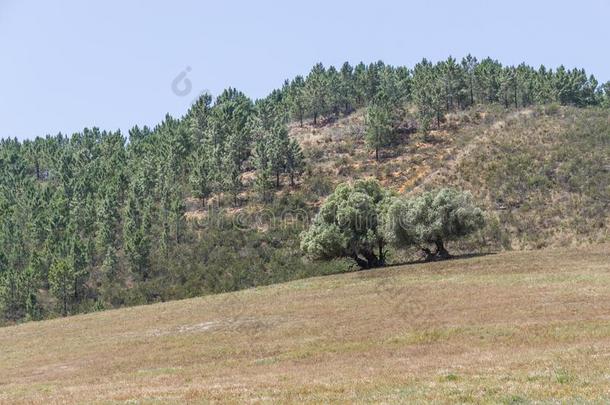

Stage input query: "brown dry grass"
[{"left": 2, "top": 244, "right": 610, "bottom": 403}]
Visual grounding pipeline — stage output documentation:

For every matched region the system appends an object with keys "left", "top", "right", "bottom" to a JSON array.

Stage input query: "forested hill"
[{"left": 1, "top": 56, "right": 609, "bottom": 323}]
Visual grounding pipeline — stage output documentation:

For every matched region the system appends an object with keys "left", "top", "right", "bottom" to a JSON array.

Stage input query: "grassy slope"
[{"left": 2, "top": 243, "right": 610, "bottom": 403}]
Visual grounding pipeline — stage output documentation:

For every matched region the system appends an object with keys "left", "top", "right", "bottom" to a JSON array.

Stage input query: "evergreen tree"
[
  {"left": 601, "top": 81, "right": 610, "bottom": 108},
  {"left": 499, "top": 66, "right": 518, "bottom": 108},
  {"left": 326, "top": 66, "right": 342, "bottom": 116},
  {"left": 48, "top": 258, "right": 77, "bottom": 316},
  {"left": 339, "top": 62, "right": 355, "bottom": 114},
  {"left": 413, "top": 60, "right": 445, "bottom": 129},
  {"left": 475, "top": 57, "right": 502, "bottom": 103},
  {"left": 285, "top": 139, "right": 305, "bottom": 187},
  {"left": 268, "top": 125, "right": 290, "bottom": 188},
  {"left": 440, "top": 56, "right": 461, "bottom": 111},
  {"left": 287, "top": 76, "right": 307, "bottom": 126},
  {"left": 305, "top": 63, "right": 328, "bottom": 125},
  {"left": 123, "top": 189, "right": 152, "bottom": 280},
  {"left": 365, "top": 103, "right": 394, "bottom": 161},
  {"left": 189, "top": 147, "right": 213, "bottom": 207},
  {"left": 186, "top": 93, "right": 212, "bottom": 146},
  {"left": 461, "top": 54, "right": 478, "bottom": 106},
  {"left": 253, "top": 134, "right": 274, "bottom": 202}
]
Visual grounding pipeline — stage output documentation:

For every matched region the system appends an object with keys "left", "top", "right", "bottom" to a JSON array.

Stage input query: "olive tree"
[
  {"left": 384, "top": 188, "right": 484, "bottom": 260},
  {"left": 300, "top": 179, "right": 391, "bottom": 268}
]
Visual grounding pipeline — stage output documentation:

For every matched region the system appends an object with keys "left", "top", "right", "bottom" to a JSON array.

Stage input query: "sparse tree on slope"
[
  {"left": 365, "top": 102, "right": 394, "bottom": 161},
  {"left": 285, "top": 139, "right": 304, "bottom": 187},
  {"left": 305, "top": 63, "right": 328, "bottom": 125}
]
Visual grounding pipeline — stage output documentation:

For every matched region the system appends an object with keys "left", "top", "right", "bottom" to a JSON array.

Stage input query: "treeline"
[
  {"left": 264, "top": 55, "right": 608, "bottom": 127},
  {"left": 261, "top": 56, "right": 608, "bottom": 159},
  {"left": 1, "top": 55, "right": 608, "bottom": 322}
]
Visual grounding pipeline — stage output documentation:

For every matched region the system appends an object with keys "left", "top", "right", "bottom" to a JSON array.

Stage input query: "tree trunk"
[
  {"left": 378, "top": 242, "right": 385, "bottom": 266},
  {"left": 362, "top": 250, "right": 380, "bottom": 268},
  {"left": 434, "top": 240, "right": 451, "bottom": 259},
  {"left": 351, "top": 253, "right": 370, "bottom": 269},
  {"left": 421, "top": 247, "right": 436, "bottom": 262},
  {"left": 63, "top": 285, "right": 68, "bottom": 316},
  {"left": 276, "top": 171, "right": 280, "bottom": 188},
  {"left": 313, "top": 111, "right": 317, "bottom": 125},
  {"left": 290, "top": 172, "right": 295, "bottom": 187},
  {"left": 74, "top": 276, "right": 78, "bottom": 303},
  {"left": 421, "top": 240, "right": 451, "bottom": 261},
  {"left": 375, "top": 147, "right": 379, "bottom": 162}
]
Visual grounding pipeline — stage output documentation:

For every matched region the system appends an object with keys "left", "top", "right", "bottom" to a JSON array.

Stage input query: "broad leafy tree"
[
  {"left": 301, "top": 179, "right": 391, "bottom": 268},
  {"left": 384, "top": 188, "right": 485, "bottom": 260}
]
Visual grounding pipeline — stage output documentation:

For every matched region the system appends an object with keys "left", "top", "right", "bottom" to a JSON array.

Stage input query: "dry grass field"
[{"left": 2, "top": 244, "right": 610, "bottom": 404}]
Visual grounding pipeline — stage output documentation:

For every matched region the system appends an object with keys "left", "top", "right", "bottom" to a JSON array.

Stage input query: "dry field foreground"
[{"left": 2, "top": 244, "right": 610, "bottom": 404}]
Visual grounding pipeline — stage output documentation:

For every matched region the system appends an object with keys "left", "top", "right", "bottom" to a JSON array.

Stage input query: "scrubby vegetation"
[{"left": 1, "top": 56, "right": 609, "bottom": 323}]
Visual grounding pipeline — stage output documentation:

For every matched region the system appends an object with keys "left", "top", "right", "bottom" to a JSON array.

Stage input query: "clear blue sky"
[{"left": 1, "top": 0, "right": 609, "bottom": 140}]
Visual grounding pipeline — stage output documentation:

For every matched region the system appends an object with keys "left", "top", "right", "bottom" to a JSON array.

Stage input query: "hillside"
[
  {"left": 189, "top": 104, "right": 610, "bottom": 253},
  {"left": 1, "top": 56, "right": 609, "bottom": 323},
  {"left": 283, "top": 105, "right": 609, "bottom": 252},
  {"left": 1, "top": 243, "right": 609, "bottom": 403}
]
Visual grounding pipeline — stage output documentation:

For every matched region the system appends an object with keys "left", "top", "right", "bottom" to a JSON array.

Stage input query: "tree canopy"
[{"left": 300, "top": 179, "right": 391, "bottom": 268}]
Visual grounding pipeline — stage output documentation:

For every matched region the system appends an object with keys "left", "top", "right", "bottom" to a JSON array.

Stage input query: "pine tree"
[
  {"left": 305, "top": 63, "right": 328, "bottom": 125},
  {"left": 339, "top": 62, "right": 355, "bottom": 114},
  {"left": 413, "top": 60, "right": 445, "bottom": 129},
  {"left": 186, "top": 93, "right": 212, "bottom": 146},
  {"left": 326, "top": 66, "right": 342, "bottom": 116},
  {"left": 353, "top": 62, "right": 367, "bottom": 107},
  {"left": 475, "top": 58, "right": 502, "bottom": 103},
  {"left": 441, "top": 56, "right": 460, "bottom": 111},
  {"left": 169, "top": 187, "right": 186, "bottom": 244},
  {"left": 461, "top": 54, "right": 478, "bottom": 106},
  {"left": 48, "top": 258, "right": 77, "bottom": 316},
  {"left": 366, "top": 103, "right": 394, "bottom": 161},
  {"left": 499, "top": 66, "right": 518, "bottom": 108},
  {"left": 285, "top": 139, "right": 305, "bottom": 187},
  {"left": 516, "top": 63, "right": 535, "bottom": 107},
  {"left": 123, "top": 189, "right": 151, "bottom": 280},
  {"left": 268, "top": 125, "right": 289, "bottom": 188},
  {"left": 288, "top": 76, "right": 306, "bottom": 126},
  {"left": 601, "top": 81, "right": 610, "bottom": 108},
  {"left": 253, "top": 135, "right": 274, "bottom": 202},
  {"left": 223, "top": 152, "right": 242, "bottom": 206},
  {"left": 189, "top": 147, "right": 213, "bottom": 208},
  {"left": 534, "top": 65, "right": 554, "bottom": 104}
]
